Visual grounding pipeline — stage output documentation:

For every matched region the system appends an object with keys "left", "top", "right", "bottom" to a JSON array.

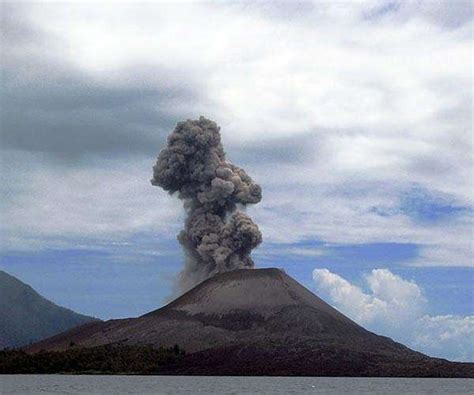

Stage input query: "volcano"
[{"left": 26, "top": 268, "right": 473, "bottom": 377}]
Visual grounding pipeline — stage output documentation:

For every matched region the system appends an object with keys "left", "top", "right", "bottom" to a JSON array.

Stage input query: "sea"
[{"left": 0, "top": 375, "right": 473, "bottom": 394}]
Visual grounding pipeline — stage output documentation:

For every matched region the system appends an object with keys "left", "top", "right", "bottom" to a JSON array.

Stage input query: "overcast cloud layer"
[{"left": 1, "top": 1, "right": 472, "bottom": 360}]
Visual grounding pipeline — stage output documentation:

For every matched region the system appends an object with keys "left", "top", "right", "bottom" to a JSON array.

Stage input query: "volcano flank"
[{"left": 26, "top": 268, "right": 473, "bottom": 377}]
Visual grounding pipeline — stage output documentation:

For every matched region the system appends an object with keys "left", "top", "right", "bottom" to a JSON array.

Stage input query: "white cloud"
[
  {"left": 313, "top": 268, "right": 474, "bottom": 361},
  {"left": 414, "top": 315, "right": 474, "bottom": 362},
  {"left": 313, "top": 268, "right": 425, "bottom": 328},
  {"left": 0, "top": 151, "right": 182, "bottom": 252},
  {"left": 1, "top": 2, "right": 472, "bottom": 268},
  {"left": 251, "top": 183, "right": 473, "bottom": 267}
]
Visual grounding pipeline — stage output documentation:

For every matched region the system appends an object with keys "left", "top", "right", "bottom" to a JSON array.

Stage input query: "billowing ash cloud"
[{"left": 152, "top": 117, "right": 262, "bottom": 291}]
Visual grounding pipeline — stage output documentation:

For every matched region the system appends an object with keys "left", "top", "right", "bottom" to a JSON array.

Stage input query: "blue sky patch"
[
  {"left": 370, "top": 186, "right": 470, "bottom": 224},
  {"left": 363, "top": 1, "right": 400, "bottom": 21},
  {"left": 398, "top": 187, "right": 469, "bottom": 223}
]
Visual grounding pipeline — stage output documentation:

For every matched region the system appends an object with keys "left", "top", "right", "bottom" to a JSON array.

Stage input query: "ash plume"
[{"left": 152, "top": 117, "right": 262, "bottom": 291}]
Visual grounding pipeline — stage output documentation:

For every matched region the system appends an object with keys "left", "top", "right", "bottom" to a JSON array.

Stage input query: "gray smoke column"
[{"left": 152, "top": 117, "right": 262, "bottom": 292}]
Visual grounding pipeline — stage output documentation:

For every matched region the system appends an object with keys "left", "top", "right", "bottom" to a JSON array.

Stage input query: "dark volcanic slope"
[
  {"left": 27, "top": 268, "right": 474, "bottom": 377},
  {"left": 0, "top": 270, "right": 98, "bottom": 349}
]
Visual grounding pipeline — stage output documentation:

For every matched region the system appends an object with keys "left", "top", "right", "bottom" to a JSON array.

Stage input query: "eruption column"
[{"left": 152, "top": 117, "right": 262, "bottom": 291}]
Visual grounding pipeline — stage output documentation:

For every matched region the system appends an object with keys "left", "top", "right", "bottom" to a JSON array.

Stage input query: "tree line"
[{"left": 0, "top": 344, "right": 185, "bottom": 374}]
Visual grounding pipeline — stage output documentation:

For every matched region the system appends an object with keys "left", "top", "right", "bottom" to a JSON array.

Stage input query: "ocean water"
[{"left": 0, "top": 375, "right": 473, "bottom": 394}]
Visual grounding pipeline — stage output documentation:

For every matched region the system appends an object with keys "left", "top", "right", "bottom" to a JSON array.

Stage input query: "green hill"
[{"left": 0, "top": 270, "right": 98, "bottom": 349}]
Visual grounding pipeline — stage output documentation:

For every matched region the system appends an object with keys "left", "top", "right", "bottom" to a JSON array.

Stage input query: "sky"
[{"left": 0, "top": 1, "right": 472, "bottom": 362}]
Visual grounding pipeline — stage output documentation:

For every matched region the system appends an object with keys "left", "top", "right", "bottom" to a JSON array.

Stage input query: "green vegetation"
[{"left": 0, "top": 344, "right": 185, "bottom": 374}]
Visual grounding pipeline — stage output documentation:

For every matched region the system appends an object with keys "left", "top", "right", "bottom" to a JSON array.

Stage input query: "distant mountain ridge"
[
  {"left": 27, "top": 268, "right": 474, "bottom": 377},
  {"left": 0, "top": 270, "right": 98, "bottom": 349}
]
